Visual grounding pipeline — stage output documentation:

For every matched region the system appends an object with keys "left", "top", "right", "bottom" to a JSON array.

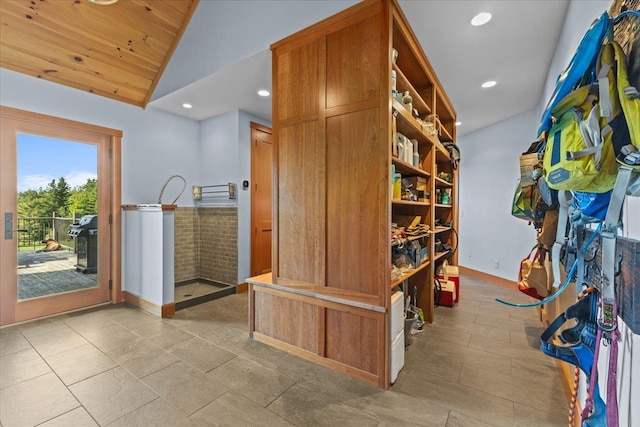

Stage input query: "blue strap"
[
  {"left": 496, "top": 224, "right": 602, "bottom": 308},
  {"left": 612, "top": 9, "right": 640, "bottom": 24}
]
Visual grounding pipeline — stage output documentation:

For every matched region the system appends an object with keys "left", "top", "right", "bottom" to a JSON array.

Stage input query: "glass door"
[{"left": 1, "top": 112, "right": 113, "bottom": 325}]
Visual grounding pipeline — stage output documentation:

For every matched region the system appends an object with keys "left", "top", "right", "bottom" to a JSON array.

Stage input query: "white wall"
[
  {"left": 154, "top": 0, "right": 358, "bottom": 99},
  {"left": 0, "top": 69, "right": 200, "bottom": 207},
  {"left": 198, "top": 109, "right": 271, "bottom": 284},
  {"left": 457, "top": 109, "right": 538, "bottom": 280}
]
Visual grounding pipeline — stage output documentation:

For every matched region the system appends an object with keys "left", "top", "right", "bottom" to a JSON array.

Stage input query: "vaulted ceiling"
[
  {"left": 0, "top": 0, "right": 198, "bottom": 107},
  {"left": 2, "top": 0, "right": 609, "bottom": 137}
]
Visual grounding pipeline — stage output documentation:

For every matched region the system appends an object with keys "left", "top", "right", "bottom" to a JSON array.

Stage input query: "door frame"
[
  {"left": 0, "top": 106, "right": 122, "bottom": 325},
  {"left": 250, "top": 121, "right": 273, "bottom": 278}
]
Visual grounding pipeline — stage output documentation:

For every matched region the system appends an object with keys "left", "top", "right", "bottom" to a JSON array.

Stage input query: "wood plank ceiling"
[{"left": 0, "top": 0, "right": 199, "bottom": 107}]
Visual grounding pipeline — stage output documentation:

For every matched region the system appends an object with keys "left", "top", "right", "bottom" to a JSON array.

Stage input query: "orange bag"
[{"left": 517, "top": 246, "right": 548, "bottom": 300}]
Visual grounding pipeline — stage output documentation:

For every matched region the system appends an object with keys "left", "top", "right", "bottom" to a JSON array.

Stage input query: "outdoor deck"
[{"left": 17, "top": 249, "right": 97, "bottom": 300}]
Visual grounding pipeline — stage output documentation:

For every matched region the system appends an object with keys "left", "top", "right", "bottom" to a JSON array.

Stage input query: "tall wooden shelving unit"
[{"left": 247, "top": 0, "right": 458, "bottom": 389}]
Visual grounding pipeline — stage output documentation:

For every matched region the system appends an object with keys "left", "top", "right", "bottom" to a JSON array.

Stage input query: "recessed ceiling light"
[
  {"left": 182, "top": 103, "right": 192, "bottom": 109},
  {"left": 471, "top": 12, "right": 492, "bottom": 26},
  {"left": 88, "top": 0, "right": 119, "bottom": 5},
  {"left": 455, "top": 121, "right": 462, "bottom": 127},
  {"left": 481, "top": 80, "right": 497, "bottom": 88},
  {"left": 257, "top": 90, "right": 270, "bottom": 97}
]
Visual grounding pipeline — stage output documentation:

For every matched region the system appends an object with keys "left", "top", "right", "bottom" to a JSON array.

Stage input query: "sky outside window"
[{"left": 17, "top": 133, "right": 97, "bottom": 192}]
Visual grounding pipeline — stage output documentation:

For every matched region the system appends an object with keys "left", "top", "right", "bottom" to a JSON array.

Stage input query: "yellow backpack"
[{"left": 543, "top": 41, "right": 639, "bottom": 192}]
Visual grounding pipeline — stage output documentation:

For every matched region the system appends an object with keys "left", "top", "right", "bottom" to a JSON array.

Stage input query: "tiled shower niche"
[{"left": 174, "top": 207, "right": 238, "bottom": 309}]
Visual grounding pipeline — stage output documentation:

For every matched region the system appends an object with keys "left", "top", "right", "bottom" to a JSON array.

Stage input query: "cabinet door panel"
[
  {"left": 326, "top": 14, "right": 382, "bottom": 109},
  {"left": 277, "top": 121, "right": 326, "bottom": 285},
  {"left": 325, "top": 309, "right": 380, "bottom": 375},
  {"left": 326, "top": 108, "right": 387, "bottom": 296},
  {"left": 275, "top": 40, "right": 320, "bottom": 121},
  {"left": 254, "top": 291, "right": 319, "bottom": 353}
]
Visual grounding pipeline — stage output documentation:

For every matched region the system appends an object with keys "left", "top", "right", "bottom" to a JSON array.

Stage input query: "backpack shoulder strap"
[{"left": 611, "top": 41, "right": 640, "bottom": 151}]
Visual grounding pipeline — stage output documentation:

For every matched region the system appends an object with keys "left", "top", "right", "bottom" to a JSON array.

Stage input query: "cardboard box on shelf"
[
  {"left": 402, "top": 176, "right": 428, "bottom": 201},
  {"left": 404, "top": 176, "right": 427, "bottom": 192}
]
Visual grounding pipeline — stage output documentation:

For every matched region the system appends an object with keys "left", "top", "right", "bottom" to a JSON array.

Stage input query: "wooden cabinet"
[{"left": 247, "top": 0, "right": 457, "bottom": 389}]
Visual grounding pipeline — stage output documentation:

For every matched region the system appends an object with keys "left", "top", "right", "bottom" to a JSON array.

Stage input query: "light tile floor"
[{"left": 0, "top": 274, "right": 568, "bottom": 426}]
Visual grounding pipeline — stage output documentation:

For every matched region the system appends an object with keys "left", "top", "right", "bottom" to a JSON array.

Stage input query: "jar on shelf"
[{"left": 402, "top": 91, "right": 412, "bottom": 112}]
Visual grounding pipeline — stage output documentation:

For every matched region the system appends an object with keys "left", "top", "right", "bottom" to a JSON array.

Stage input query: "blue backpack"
[{"left": 538, "top": 12, "right": 610, "bottom": 137}]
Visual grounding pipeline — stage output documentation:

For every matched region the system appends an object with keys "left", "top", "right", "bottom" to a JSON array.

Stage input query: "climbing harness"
[
  {"left": 541, "top": 288, "right": 599, "bottom": 375},
  {"left": 540, "top": 287, "right": 606, "bottom": 426}
]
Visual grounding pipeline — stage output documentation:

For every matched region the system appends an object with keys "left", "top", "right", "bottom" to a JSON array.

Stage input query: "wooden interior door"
[
  {"left": 251, "top": 122, "right": 273, "bottom": 277},
  {"left": 0, "top": 107, "right": 121, "bottom": 326}
]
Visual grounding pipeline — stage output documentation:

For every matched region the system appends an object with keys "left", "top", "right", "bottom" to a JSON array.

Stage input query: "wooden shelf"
[
  {"left": 433, "top": 251, "right": 451, "bottom": 262},
  {"left": 440, "top": 126, "right": 453, "bottom": 143},
  {"left": 390, "top": 259, "right": 431, "bottom": 288},
  {"left": 392, "top": 98, "right": 438, "bottom": 149},
  {"left": 393, "top": 63, "right": 432, "bottom": 116},
  {"left": 248, "top": 274, "right": 385, "bottom": 313},
  {"left": 392, "top": 157, "right": 430, "bottom": 178},
  {"left": 435, "top": 141, "right": 450, "bottom": 161},
  {"left": 434, "top": 177, "right": 452, "bottom": 187},
  {"left": 391, "top": 233, "right": 430, "bottom": 247},
  {"left": 262, "top": 0, "right": 459, "bottom": 390},
  {"left": 434, "top": 226, "right": 451, "bottom": 234},
  {"left": 392, "top": 199, "right": 430, "bottom": 207},
  {"left": 434, "top": 203, "right": 452, "bottom": 208}
]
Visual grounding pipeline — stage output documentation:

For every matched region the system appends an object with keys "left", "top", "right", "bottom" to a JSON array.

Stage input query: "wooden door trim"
[
  {"left": 250, "top": 122, "right": 272, "bottom": 278},
  {"left": 250, "top": 121, "right": 271, "bottom": 135},
  {"left": 0, "top": 106, "right": 122, "bottom": 325}
]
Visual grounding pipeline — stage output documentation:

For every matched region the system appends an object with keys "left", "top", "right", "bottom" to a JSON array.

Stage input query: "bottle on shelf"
[
  {"left": 405, "top": 138, "right": 413, "bottom": 164},
  {"left": 397, "top": 134, "right": 405, "bottom": 161},
  {"left": 393, "top": 173, "right": 402, "bottom": 199},
  {"left": 441, "top": 190, "right": 450, "bottom": 205},
  {"left": 391, "top": 70, "right": 397, "bottom": 96}
]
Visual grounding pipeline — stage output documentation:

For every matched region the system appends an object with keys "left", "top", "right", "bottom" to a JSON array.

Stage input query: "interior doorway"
[
  {"left": 0, "top": 106, "right": 122, "bottom": 326},
  {"left": 250, "top": 122, "right": 273, "bottom": 277}
]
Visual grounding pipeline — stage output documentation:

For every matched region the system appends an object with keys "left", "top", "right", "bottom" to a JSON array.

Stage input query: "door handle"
[
  {"left": 5, "top": 212, "right": 13, "bottom": 240},
  {"left": 3, "top": 213, "right": 25, "bottom": 239}
]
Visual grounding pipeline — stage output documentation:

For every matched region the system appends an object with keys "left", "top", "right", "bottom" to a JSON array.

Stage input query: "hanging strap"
[
  {"left": 597, "top": 166, "right": 632, "bottom": 427},
  {"left": 601, "top": 167, "right": 632, "bottom": 330},
  {"left": 553, "top": 190, "right": 573, "bottom": 288},
  {"left": 581, "top": 327, "right": 603, "bottom": 421},
  {"left": 607, "top": 327, "right": 619, "bottom": 427},
  {"left": 575, "top": 225, "right": 586, "bottom": 292},
  {"left": 598, "top": 61, "right": 613, "bottom": 119},
  {"left": 566, "top": 106, "right": 606, "bottom": 170}
]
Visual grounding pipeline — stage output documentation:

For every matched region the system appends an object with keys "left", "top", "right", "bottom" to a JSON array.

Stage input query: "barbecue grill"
[{"left": 68, "top": 214, "right": 98, "bottom": 274}]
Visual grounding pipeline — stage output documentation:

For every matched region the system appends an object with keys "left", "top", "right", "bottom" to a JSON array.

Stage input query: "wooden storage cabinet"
[{"left": 248, "top": 0, "right": 457, "bottom": 389}]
